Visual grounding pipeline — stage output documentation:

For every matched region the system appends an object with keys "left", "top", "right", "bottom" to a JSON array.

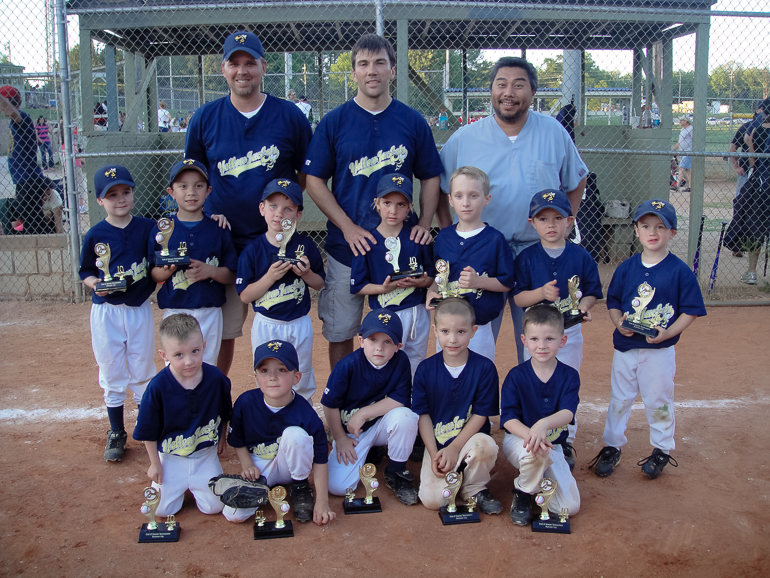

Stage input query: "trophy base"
[
  {"left": 563, "top": 310, "right": 586, "bottom": 330},
  {"left": 95, "top": 278, "right": 128, "bottom": 293},
  {"left": 155, "top": 251, "right": 190, "bottom": 269},
  {"left": 253, "top": 520, "right": 294, "bottom": 540},
  {"left": 342, "top": 497, "right": 382, "bottom": 515},
  {"left": 271, "top": 254, "right": 304, "bottom": 265},
  {"left": 621, "top": 318, "right": 658, "bottom": 338},
  {"left": 138, "top": 522, "right": 180, "bottom": 543},
  {"left": 391, "top": 269, "right": 424, "bottom": 281},
  {"left": 531, "top": 514, "right": 571, "bottom": 534},
  {"left": 438, "top": 507, "right": 481, "bottom": 526}
]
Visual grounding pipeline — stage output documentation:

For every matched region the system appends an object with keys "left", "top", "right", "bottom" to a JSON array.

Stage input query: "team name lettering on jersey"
[
  {"left": 348, "top": 145, "right": 408, "bottom": 178},
  {"left": 125, "top": 258, "right": 148, "bottom": 283},
  {"left": 171, "top": 256, "right": 220, "bottom": 291},
  {"left": 254, "top": 278, "right": 305, "bottom": 310},
  {"left": 434, "top": 407, "right": 473, "bottom": 445},
  {"left": 446, "top": 272, "right": 488, "bottom": 299},
  {"left": 377, "top": 286, "right": 414, "bottom": 308},
  {"left": 624, "top": 302, "right": 675, "bottom": 329},
  {"left": 217, "top": 145, "right": 280, "bottom": 178},
  {"left": 340, "top": 405, "right": 378, "bottom": 427},
  {"left": 555, "top": 296, "right": 571, "bottom": 313},
  {"left": 161, "top": 416, "right": 221, "bottom": 456},
  {"left": 250, "top": 437, "right": 281, "bottom": 459},
  {"left": 546, "top": 425, "right": 567, "bottom": 442}
]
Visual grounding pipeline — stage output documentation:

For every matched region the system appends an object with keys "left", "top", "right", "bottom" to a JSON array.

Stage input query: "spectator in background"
[
  {"left": 158, "top": 101, "right": 171, "bottom": 132},
  {"left": 288, "top": 89, "right": 298, "bottom": 102},
  {"left": 673, "top": 117, "right": 693, "bottom": 192},
  {"left": 35, "top": 116, "right": 55, "bottom": 169},
  {"left": 296, "top": 95, "right": 313, "bottom": 122},
  {"left": 118, "top": 111, "right": 126, "bottom": 131}
]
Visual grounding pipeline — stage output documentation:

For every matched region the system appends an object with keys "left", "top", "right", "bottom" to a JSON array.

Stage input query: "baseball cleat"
[
  {"left": 290, "top": 479, "right": 315, "bottom": 523},
  {"left": 588, "top": 446, "right": 621, "bottom": 477},
  {"left": 208, "top": 474, "right": 269, "bottom": 509},
  {"left": 384, "top": 469, "right": 419, "bottom": 506},
  {"left": 509, "top": 488, "right": 534, "bottom": 526},
  {"left": 562, "top": 443, "right": 576, "bottom": 471},
  {"left": 637, "top": 448, "right": 678, "bottom": 480},
  {"left": 104, "top": 429, "right": 127, "bottom": 462},
  {"left": 470, "top": 488, "right": 503, "bottom": 515}
]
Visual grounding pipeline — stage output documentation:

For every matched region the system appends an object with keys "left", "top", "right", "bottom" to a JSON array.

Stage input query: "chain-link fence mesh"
[{"left": 1, "top": 0, "right": 768, "bottom": 301}]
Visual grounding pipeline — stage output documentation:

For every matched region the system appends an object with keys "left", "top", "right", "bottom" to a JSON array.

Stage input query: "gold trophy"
[
  {"left": 384, "top": 237, "right": 424, "bottom": 281},
  {"left": 620, "top": 282, "right": 659, "bottom": 337},
  {"left": 154, "top": 217, "right": 190, "bottom": 268},
  {"left": 342, "top": 463, "right": 382, "bottom": 514},
  {"left": 138, "top": 487, "right": 181, "bottom": 542},
  {"left": 563, "top": 275, "right": 587, "bottom": 329},
  {"left": 272, "top": 218, "right": 303, "bottom": 264},
  {"left": 429, "top": 259, "right": 451, "bottom": 307},
  {"left": 438, "top": 471, "right": 481, "bottom": 525},
  {"left": 254, "top": 486, "right": 294, "bottom": 539},
  {"left": 531, "top": 478, "right": 570, "bottom": 534},
  {"left": 94, "top": 243, "right": 128, "bottom": 293}
]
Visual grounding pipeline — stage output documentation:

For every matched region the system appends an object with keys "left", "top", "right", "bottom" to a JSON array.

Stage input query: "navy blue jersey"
[
  {"left": 606, "top": 252, "right": 707, "bottom": 352},
  {"left": 411, "top": 351, "right": 499, "bottom": 450},
  {"left": 433, "top": 224, "right": 515, "bottom": 325},
  {"left": 8, "top": 110, "right": 44, "bottom": 184},
  {"left": 79, "top": 216, "right": 156, "bottom": 306},
  {"left": 513, "top": 241, "right": 603, "bottom": 311},
  {"left": 235, "top": 232, "right": 324, "bottom": 320},
  {"left": 133, "top": 364, "right": 233, "bottom": 456},
  {"left": 321, "top": 348, "right": 412, "bottom": 433},
  {"left": 350, "top": 227, "right": 435, "bottom": 311},
  {"left": 501, "top": 359, "right": 579, "bottom": 446},
  {"left": 228, "top": 389, "right": 328, "bottom": 464},
  {"left": 149, "top": 215, "right": 238, "bottom": 309},
  {"left": 303, "top": 98, "right": 444, "bottom": 267},
  {"left": 185, "top": 95, "right": 312, "bottom": 251}
]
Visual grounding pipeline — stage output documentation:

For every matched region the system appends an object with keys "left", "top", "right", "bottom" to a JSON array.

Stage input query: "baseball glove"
[{"left": 208, "top": 474, "right": 270, "bottom": 509}]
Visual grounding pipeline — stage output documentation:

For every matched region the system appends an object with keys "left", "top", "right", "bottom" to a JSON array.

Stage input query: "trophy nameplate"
[
  {"left": 531, "top": 478, "right": 571, "bottom": 534},
  {"left": 254, "top": 486, "right": 294, "bottom": 539},
  {"left": 563, "top": 275, "right": 587, "bottom": 329},
  {"left": 620, "top": 282, "right": 659, "bottom": 337},
  {"left": 429, "top": 259, "right": 450, "bottom": 307},
  {"left": 271, "top": 219, "right": 303, "bottom": 264},
  {"left": 438, "top": 471, "right": 480, "bottom": 525},
  {"left": 343, "top": 463, "right": 382, "bottom": 514},
  {"left": 154, "top": 218, "right": 190, "bottom": 269},
  {"left": 138, "top": 487, "right": 180, "bottom": 542},
  {"left": 94, "top": 243, "right": 129, "bottom": 293}
]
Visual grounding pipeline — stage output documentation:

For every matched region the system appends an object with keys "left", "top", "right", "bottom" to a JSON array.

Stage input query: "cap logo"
[
  {"left": 277, "top": 180, "right": 290, "bottom": 188},
  {"left": 391, "top": 176, "right": 404, "bottom": 186},
  {"left": 183, "top": 159, "right": 195, "bottom": 165},
  {"left": 652, "top": 201, "right": 665, "bottom": 210},
  {"left": 378, "top": 313, "right": 391, "bottom": 324},
  {"left": 235, "top": 34, "right": 247, "bottom": 44},
  {"left": 542, "top": 192, "right": 555, "bottom": 202},
  {"left": 105, "top": 168, "right": 117, "bottom": 178},
  {"left": 267, "top": 341, "right": 282, "bottom": 351}
]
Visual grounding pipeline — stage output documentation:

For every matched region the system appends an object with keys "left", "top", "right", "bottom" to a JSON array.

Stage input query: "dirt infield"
[{"left": 1, "top": 301, "right": 768, "bottom": 577}]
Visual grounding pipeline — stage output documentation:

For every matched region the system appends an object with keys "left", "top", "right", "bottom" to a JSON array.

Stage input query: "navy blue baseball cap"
[
  {"left": 168, "top": 159, "right": 209, "bottom": 188},
  {"left": 376, "top": 173, "right": 413, "bottom": 203},
  {"left": 359, "top": 308, "right": 403, "bottom": 345},
  {"left": 529, "top": 189, "right": 573, "bottom": 218},
  {"left": 253, "top": 340, "right": 299, "bottom": 371},
  {"left": 261, "top": 178, "right": 304, "bottom": 210},
  {"left": 633, "top": 199, "right": 677, "bottom": 229},
  {"left": 94, "top": 165, "right": 135, "bottom": 198},
  {"left": 223, "top": 31, "right": 265, "bottom": 61}
]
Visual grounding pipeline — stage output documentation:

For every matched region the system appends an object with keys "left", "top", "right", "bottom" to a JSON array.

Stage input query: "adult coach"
[
  {"left": 185, "top": 31, "right": 312, "bottom": 375},
  {"left": 304, "top": 33, "right": 444, "bottom": 369},
  {"left": 438, "top": 57, "right": 588, "bottom": 362}
]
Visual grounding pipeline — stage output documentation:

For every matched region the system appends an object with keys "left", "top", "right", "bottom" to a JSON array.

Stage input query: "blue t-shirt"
[
  {"left": 228, "top": 389, "right": 328, "bottom": 465},
  {"left": 411, "top": 350, "right": 499, "bottom": 450},
  {"left": 8, "top": 110, "right": 44, "bottom": 184},
  {"left": 321, "top": 348, "right": 412, "bottom": 433},
  {"left": 149, "top": 215, "right": 238, "bottom": 310},
  {"left": 607, "top": 252, "right": 707, "bottom": 352},
  {"left": 133, "top": 364, "right": 233, "bottom": 456},
  {"left": 433, "top": 224, "right": 515, "bottom": 325},
  {"left": 303, "top": 98, "right": 444, "bottom": 266},
  {"left": 500, "top": 359, "right": 580, "bottom": 446},
  {"left": 350, "top": 227, "right": 435, "bottom": 311},
  {"left": 185, "top": 94, "right": 312, "bottom": 251},
  {"left": 79, "top": 216, "right": 156, "bottom": 306},
  {"left": 235, "top": 233, "right": 325, "bottom": 320},
  {"left": 514, "top": 242, "right": 603, "bottom": 312}
]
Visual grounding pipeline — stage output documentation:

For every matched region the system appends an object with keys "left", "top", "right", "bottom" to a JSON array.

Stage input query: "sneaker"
[
  {"left": 637, "top": 448, "right": 678, "bottom": 480},
  {"left": 104, "top": 429, "right": 127, "bottom": 462},
  {"left": 588, "top": 446, "right": 621, "bottom": 477},
  {"left": 470, "top": 488, "right": 503, "bottom": 515},
  {"left": 366, "top": 445, "right": 388, "bottom": 466},
  {"left": 208, "top": 474, "right": 269, "bottom": 509},
  {"left": 383, "top": 469, "right": 419, "bottom": 506},
  {"left": 732, "top": 251, "right": 743, "bottom": 258},
  {"left": 562, "top": 443, "right": 576, "bottom": 471},
  {"left": 678, "top": 180, "right": 686, "bottom": 187},
  {"left": 681, "top": 187, "right": 691, "bottom": 193},
  {"left": 509, "top": 488, "right": 534, "bottom": 526},
  {"left": 740, "top": 272, "right": 757, "bottom": 285},
  {"left": 289, "top": 479, "right": 315, "bottom": 523},
  {"left": 78, "top": 205, "right": 88, "bottom": 214}
]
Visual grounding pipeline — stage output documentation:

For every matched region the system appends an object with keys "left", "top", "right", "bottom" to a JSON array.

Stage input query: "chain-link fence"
[{"left": 1, "top": 0, "right": 769, "bottom": 302}]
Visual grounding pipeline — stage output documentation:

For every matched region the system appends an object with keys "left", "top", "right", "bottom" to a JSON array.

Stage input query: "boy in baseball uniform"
[
  {"left": 133, "top": 314, "right": 232, "bottom": 517},
  {"left": 79, "top": 165, "right": 157, "bottom": 462},
  {"left": 589, "top": 199, "right": 706, "bottom": 480}
]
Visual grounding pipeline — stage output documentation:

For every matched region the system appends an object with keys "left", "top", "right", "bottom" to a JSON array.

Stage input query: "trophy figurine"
[
  {"left": 429, "top": 259, "right": 451, "bottom": 307},
  {"left": 438, "top": 471, "right": 480, "bottom": 525},
  {"left": 384, "top": 237, "right": 424, "bottom": 281},
  {"left": 154, "top": 217, "right": 190, "bottom": 268},
  {"left": 531, "top": 478, "right": 571, "bottom": 534},
  {"left": 563, "top": 275, "right": 587, "bottom": 329},
  {"left": 342, "top": 463, "right": 383, "bottom": 514},
  {"left": 94, "top": 243, "right": 128, "bottom": 293},
  {"left": 272, "top": 218, "right": 303, "bottom": 264},
  {"left": 620, "top": 282, "right": 659, "bottom": 337},
  {"left": 138, "top": 487, "right": 181, "bottom": 542},
  {"left": 254, "top": 486, "right": 294, "bottom": 539}
]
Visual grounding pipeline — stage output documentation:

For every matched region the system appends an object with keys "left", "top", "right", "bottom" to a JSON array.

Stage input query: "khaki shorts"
[
  {"left": 317, "top": 254, "right": 365, "bottom": 342},
  {"left": 221, "top": 282, "right": 248, "bottom": 340}
]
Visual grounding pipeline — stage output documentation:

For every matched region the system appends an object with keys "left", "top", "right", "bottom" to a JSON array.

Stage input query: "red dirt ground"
[{"left": 1, "top": 301, "right": 768, "bottom": 577}]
